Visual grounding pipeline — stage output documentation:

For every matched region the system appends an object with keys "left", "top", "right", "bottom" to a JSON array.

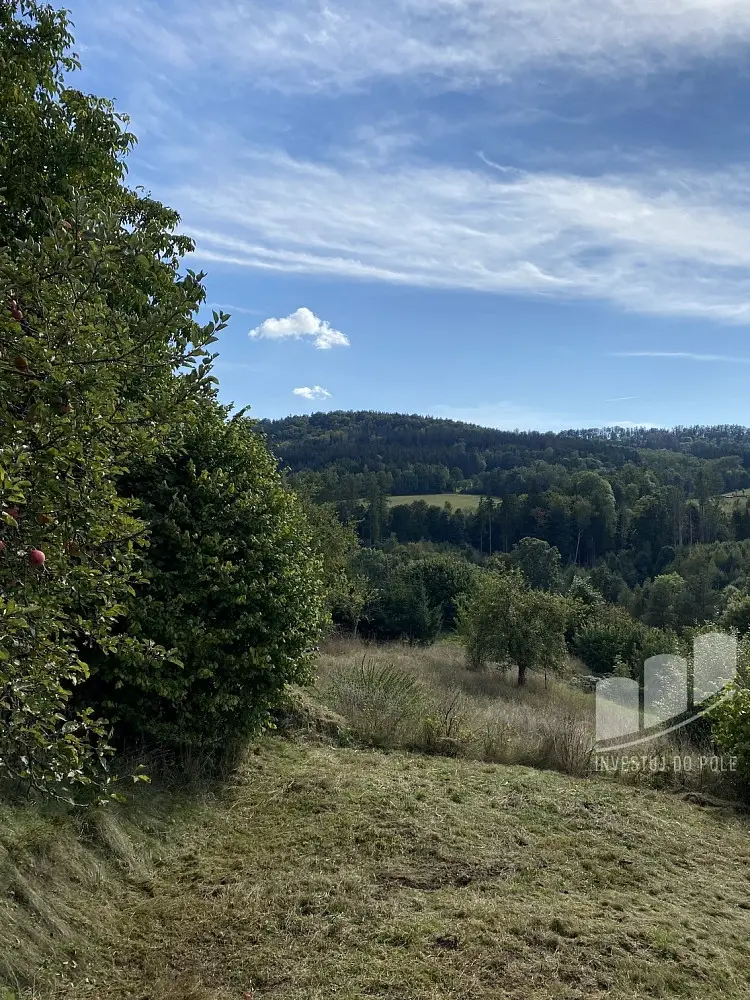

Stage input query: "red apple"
[
  {"left": 28, "top": 549, "right": 45, "bottom": 567},
  {"left": 35, "top": 513, "right": 52, "bottom": 526},
  {"left": 4, "top": 508, "right": 20, "bottom": 522},
  {"left": 11, "top": 307, "right": 23, "bottom": 322},
  {"left": 13, "top": 356, "right": 28, "bottom": 372},
  {"left": 59, "top": 402, "right": 74, "bottom": 415}
]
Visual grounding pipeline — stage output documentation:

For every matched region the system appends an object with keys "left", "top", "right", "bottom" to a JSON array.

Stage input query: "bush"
[
  {"left": 81, "top": 404, "right": 328, "bottom": 750},
  {"left": 709, "top": 638, "right": 750, "bottom": 782},
  {"left": 539, "top": 715, "right": 594, "bottom": 776},
  {"left": 350, "top": 549, "right": 476, "bottom": 642},
  {"left": 572, "top": 605, "right": 677, "bottom": 677}
]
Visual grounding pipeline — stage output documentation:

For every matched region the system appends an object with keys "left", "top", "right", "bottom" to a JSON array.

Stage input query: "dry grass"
[
  {"left": 315, "top": 637, "right": 597, "bottom": 776},
  {"left": 3, "top": 742, "right": 750, "bottom": 999},
  {"left": 314, "top": 638, "right": 741, "bottom": 796}
]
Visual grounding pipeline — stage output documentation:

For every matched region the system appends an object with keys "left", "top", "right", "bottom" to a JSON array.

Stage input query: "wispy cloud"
[
  {"left": 432, "top": 400, "right": 660, "bottom": 431},
  {"left": 606, "top": 395, "right": 638, "bottom": 402},
  {"left": 249, "top": 308, "right": 350, "bottom": 349},
  {"left": 207, "top": 302, "right": 268, "bottom": 317},
  {"left": 74, "top": 0, "right": 750, "bottom": 326},
  {"left": 293, "top": 385, "right": 332, "bottom": 401},
  {"left": 179, "top": 155, "right": 750, "bottom": 322},
  {"left": 614, "top": 352, "right": 750, "bottom": 362},
  {"left": 84, "top": 0, "right": 750, "bottom": 93}
]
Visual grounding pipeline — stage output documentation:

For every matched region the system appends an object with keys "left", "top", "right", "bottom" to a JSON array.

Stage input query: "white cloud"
[
  {"left": 293, "top": 385, "right": 333, "bottom": 400},
  {"left": 180, "top": 154, "right": 750, "bottom": 323},
  {"left": 85, "top": 0, "right": 750, "bottom": 93},
  {"left": 614, "top": 352, "right": 750, "bottom": 362},
  {"left": 432, "top": 400, "right": 660, "bottom": 431},
  {"left": 249, "top": 308, "right": 350, "bottom": 349}
]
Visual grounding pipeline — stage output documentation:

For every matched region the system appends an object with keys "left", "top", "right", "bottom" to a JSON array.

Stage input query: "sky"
[{"left": 66, "top": 0, "right": 750, "bottom": 431}]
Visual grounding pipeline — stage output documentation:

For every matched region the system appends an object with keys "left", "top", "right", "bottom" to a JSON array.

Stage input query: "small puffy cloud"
[
  {"left": 249, "top": 307, "right": 349, "bottom": 349},
  {"left": 293, "top": 385, "right": 332, "bottom": 401}
]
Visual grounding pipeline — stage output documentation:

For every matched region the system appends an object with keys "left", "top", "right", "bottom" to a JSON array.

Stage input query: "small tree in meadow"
[{"left": 458, "top": 569, "right": 568, "bottom": 684}]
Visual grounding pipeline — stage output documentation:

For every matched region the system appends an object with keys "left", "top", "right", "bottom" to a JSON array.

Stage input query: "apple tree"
[{"left": 0, "top": 1, "right": 222, "bottom": 798}]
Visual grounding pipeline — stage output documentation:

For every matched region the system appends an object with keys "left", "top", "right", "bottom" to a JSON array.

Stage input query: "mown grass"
[
  {"left": 386, "top": 494, "right": 482, "bottom": 510},
  {"left": 1, "top": 640, "right": 747, "bottom": 998},
  {"left": 3, "top": 740, "right": 750, "bottom": 999}
]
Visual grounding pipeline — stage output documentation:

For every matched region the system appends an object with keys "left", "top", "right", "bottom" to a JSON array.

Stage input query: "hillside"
[
  {"left": 257, "top": 412, "right": 750, "bottom": 603},
  {"left": 3, "top": 735, "right": 750, "bottom": 1000},
  {"left": 259, "top": 412, "right": 750, "bottom": 489}
]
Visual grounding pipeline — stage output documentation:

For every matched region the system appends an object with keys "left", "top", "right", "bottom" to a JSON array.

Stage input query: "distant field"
[
  {"left": 387, "top": 492, "right": 481, "bottom": 510},
  {"left": 721, "top": 489, "right": 750, "bottom": 511},
  {"left": 390, "top": 491, "right": 750, "bottom": 514}
]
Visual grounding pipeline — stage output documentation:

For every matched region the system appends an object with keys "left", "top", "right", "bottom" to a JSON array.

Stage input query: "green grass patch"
[
  {"left": 721, "top": 489, "right": 750, "bottom": 512},
  {"left": 387, "top": 493, "right": 482, "bottom": 510}
]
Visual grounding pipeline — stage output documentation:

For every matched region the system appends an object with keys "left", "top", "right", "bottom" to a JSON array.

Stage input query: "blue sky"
[{"left": 68, "top": 0, "right": 750, "bottom": 430}]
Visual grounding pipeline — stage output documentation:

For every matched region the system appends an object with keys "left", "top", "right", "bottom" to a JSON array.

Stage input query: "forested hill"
[
  {"left": 259, "top": 411, "right": 750, "bottom": 608},
  {"left": 258, "top": 411, "right": 750, "bottom": 497}
]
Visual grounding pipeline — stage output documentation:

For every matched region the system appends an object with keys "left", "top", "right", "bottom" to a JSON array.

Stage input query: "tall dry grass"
[
  {"left": 313, "top": 636, "right": 739, "bottom": 794},
  {"left": 314, "top": 636, "right": 595, "bottom": 776}
]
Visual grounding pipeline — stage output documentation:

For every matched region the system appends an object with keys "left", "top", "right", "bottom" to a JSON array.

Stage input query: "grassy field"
[
  {"left": 314, "top": 638, "right": 595, "bottom": 774},
  {"left": 3, "top": 740, "right": 750, "bottom": 1000},
  {"left": 2, "top": 640, "right": 750, "bottom": 1000},
  {"left": 387, "top": 494, "right": 482, "bottom": 510},
  {"left": 721, "top": 488, "right": 750, "bottom": 511},
  {"left": 388, "top": 490, "right": 750, "bottom": 515}
]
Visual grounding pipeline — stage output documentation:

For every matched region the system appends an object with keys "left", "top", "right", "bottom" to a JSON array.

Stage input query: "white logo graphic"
[{"left": 595, "top": 632, "right": 737, "bottom": 751}]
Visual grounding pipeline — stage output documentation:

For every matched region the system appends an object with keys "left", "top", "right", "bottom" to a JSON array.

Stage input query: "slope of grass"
[
  {"left": 386, "top": 493, "right": 482, "bottom": 510},
  {"left": 315, "top": 638, "right": 595, "bottom": 774},
  {"left": 3, "top": 737, "right": 750, "bottom": 1000}
]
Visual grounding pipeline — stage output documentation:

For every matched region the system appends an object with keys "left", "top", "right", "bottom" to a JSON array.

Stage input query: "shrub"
[
  {"left": 81, "top": 405, "right": 328, "bottom": 750},
  {"left": 720, "top": 592, "right": 750, "bottom": 636},
  {"left": 710, "top": 638, "right": 750, "bottom": 782},
  {"left": 572, "top": 605, "right": 677, "bottom": 677},
  {"left": 350, "top": 550, "right": 475, "bottom": 642},
  {"left": 539, "top": 715, "right": 593, "bottom": 776}
]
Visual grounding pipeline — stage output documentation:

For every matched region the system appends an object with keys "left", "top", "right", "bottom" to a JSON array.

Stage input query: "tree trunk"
[{"left": 517, "top": 663, "right": 527, "bottom": 686}]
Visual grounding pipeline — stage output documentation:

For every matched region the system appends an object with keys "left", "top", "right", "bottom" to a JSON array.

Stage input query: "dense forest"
[{"left": 260, "top": 411, "right": 750, "bottom": 639}]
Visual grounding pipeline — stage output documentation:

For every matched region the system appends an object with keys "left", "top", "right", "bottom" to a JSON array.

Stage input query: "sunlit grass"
[
  {"left": 386, "top": 493, "right": 482, "bottom": 510},
  {"left": 3, "top": 741, "right": 750, "bottom": 999}
]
